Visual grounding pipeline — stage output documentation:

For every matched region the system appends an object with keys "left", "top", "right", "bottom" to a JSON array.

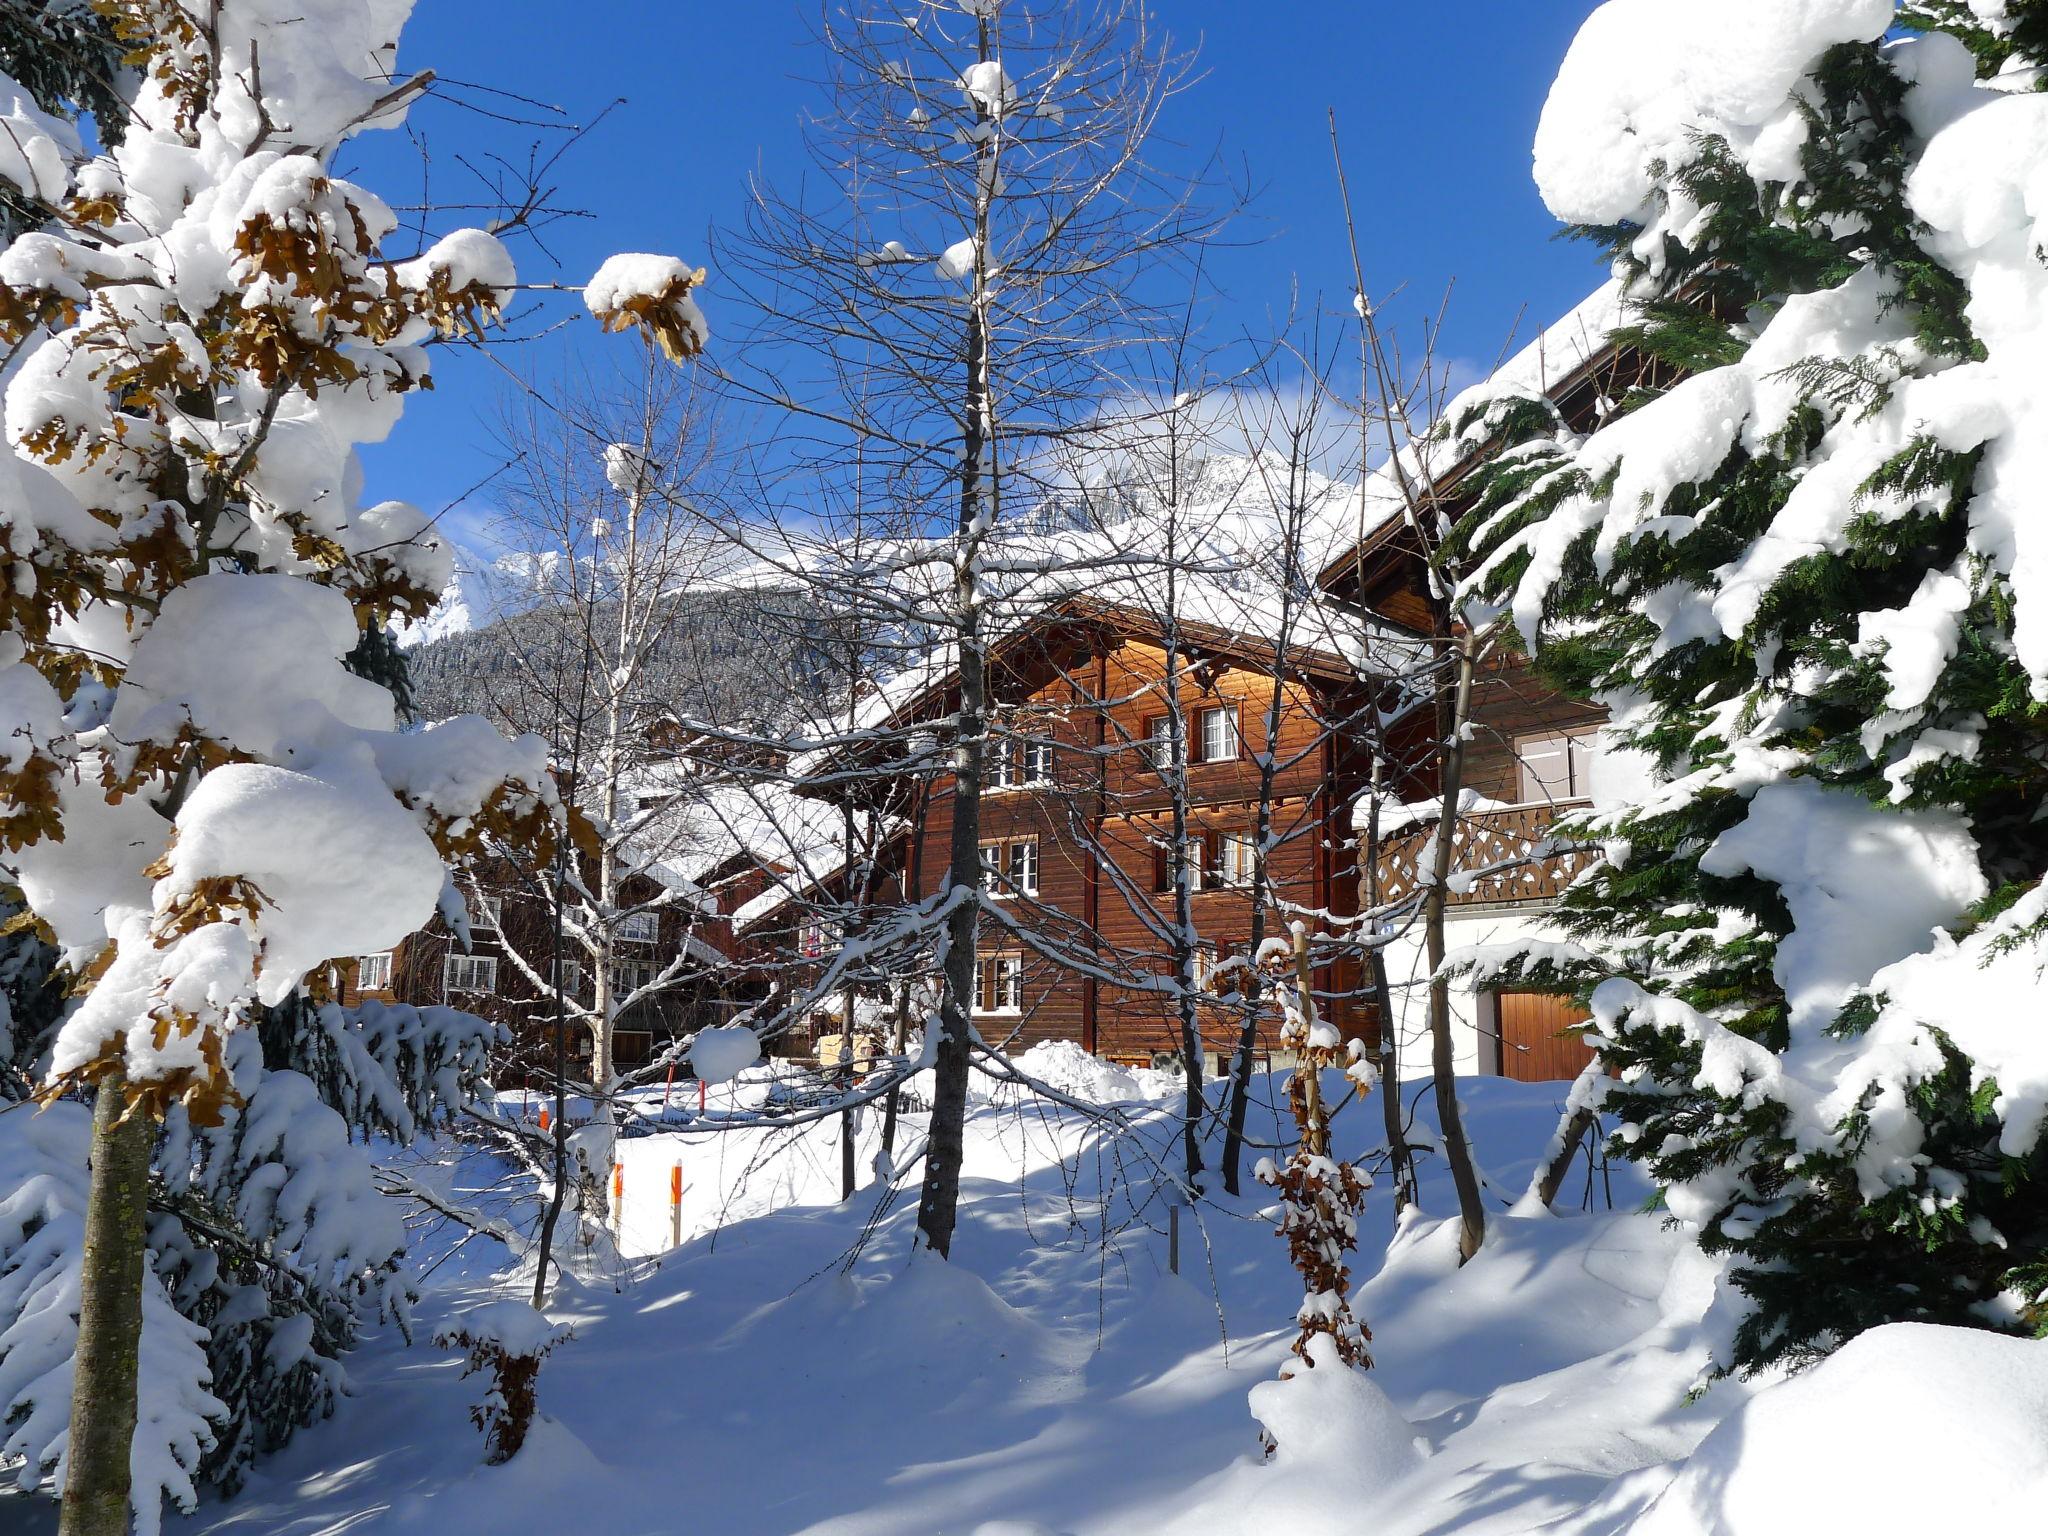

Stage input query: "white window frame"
[
  {"left": 1021, "top": 737, "right": 1053, "bottom": 784},
  {"left": 554, "top": 957, "right": 584, "bottom": 999},
  {"left": 609, "top": 960, "right": 655, "bottom": 999},
  {"left": 1005, "top": 838, "right": 1040, "bottom": 898},
  {"left": 978, "top": 840, "right": 1004, "bottom": 891},
  {"left": 1220, "top": 832, "right": 1257, "bottom": 889},
  {"left": 357, "top": 951, "right": 392, "bottom": 990},
  {"left": 972, "top": 953, "right": 1023, "bottom": 1015},
  {"left": 1149, "top": 715, "right": 1178, "bottom": 772},
  {"left": 987, "top": 737, "right": 1019, "bottom": 790},
  {"left": 1199, "top": 705, "right": 1240, "bottom": 763},
  {"left": 470, "top": 893, "right": 503, "bottom": 932},
  {"left": 616, "top": 910, "right": 660, "bottom": 945},
  {"left": 444, "top": 953, "right": 498, "bottom": 995}
]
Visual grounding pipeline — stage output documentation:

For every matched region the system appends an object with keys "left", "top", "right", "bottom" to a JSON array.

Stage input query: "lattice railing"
[{"left": 1370, "top": 802, "right": 1598, "bottom": 908}]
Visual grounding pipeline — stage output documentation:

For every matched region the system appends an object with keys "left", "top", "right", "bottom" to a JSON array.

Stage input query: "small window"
[
  {"left": 444, "top": 953, "right": 498, "bottom": 995},
  {"left": 988, "top": 738, "right": 1019, "bottom": 790},
  {"left": 1152, "top": 833, "right": 1211, "bottom": 894},
  {"left": 470, "top": 893, "right": 503, "bottom": 932},
  {"left": 979, "top": 841, "right": 1004, "bottom": 887},
  {"left": 1005, "top": 838, "right": 1039, "bottom": 898},
  {"left": 609, "top": 961, "right": 654, "bottom": 998},
  {"left": 973, "top": 953, "right": 1022, "bottom": 1014},
  {"left": 1191, "top": 943, "right": 1218, "bottom": 992},
  {"left": 1220, "top": 832, "right": 1257, "bottom": 889},
  {"left": 1199, "top": 706, "right": 1240, "bottom": 763},
  {"left": 1021, "top": 738, "right": 1053, "bottom": 784},
  {"left": 554, "top": 958, "right": 584, "bottom": 999},
  {"left": 617, "top": 910, "right": 660, "bottom": 945},
  {"left": 1148, "top": 715, "right": 1178, "bottom": 772},
  {"left": 1515, "top": 729, "right": 1595, "bottom": 804},
  {"left": 801, "top": 921, "right": 826, "bottom": 959},
  {"left": 357, "top": 952, "right": 392, "bottom": 990}
]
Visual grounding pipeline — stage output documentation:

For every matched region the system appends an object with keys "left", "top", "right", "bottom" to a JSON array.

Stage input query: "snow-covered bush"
[
  {"left": 435, "top": 1302, "right": 571, "bottom": 1465},
  {"left": 1446, "top": 0, "right": 2048, "bottom": 1373}
]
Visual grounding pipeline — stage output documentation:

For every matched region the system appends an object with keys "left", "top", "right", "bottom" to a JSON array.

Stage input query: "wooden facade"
[
  {"left": 796, "top": 602, "right": 1375, "bottom": 1068},
  {"left": 343, "top": 856, "right": 735, "bottom": 1082}
]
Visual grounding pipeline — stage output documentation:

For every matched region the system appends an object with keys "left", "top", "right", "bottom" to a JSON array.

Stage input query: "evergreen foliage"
[
  {"left": 1445, "top": 11, "right": 2048, "bottom": 1375},
  {"left": 0, "top": 910, "right": 502, "bottom": 1508}
]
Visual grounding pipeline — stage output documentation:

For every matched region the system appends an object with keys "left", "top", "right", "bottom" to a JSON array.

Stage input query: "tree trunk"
[
  {"left": 1371, "top": 943, "right": 1417, "bottom": 1214},
  {"left": 60, "top": 1071, "right": 155, "bottom": 1536},
  {"left": 915, "top": 16, "right": 997, "bottom": 1262},
  {"left": 1426, "top": 630, "right": 1487, "bottom": 1262},
  {"left": 1362, "top": 754, "right": 1418, "bottom": 1215},
  {"left": 1535, "top": 1105, "right": 1597, "bottom": 1209}
]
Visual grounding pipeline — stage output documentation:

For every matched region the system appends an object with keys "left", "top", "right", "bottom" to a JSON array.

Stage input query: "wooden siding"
[{"left": 890, "top": 634, "right": 1372, "bottom": 1063}]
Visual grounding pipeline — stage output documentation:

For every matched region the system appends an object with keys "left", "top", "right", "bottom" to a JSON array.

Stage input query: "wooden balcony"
[{"left": 1371, "top": 801, "right": 1597, "bottom": 909}]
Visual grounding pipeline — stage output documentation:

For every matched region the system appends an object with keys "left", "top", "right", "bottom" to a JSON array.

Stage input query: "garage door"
[{"left": 1496, "top": 991, "right": 1595, "bottom": 1082}]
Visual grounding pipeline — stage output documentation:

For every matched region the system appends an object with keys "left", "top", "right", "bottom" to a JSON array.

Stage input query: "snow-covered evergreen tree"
[
  {"left": 0, "top": 1, "right": 702, "bottom": 1528},
  {"left": 1446, "top": 0, "right": 2048, "bottom": 1374}
]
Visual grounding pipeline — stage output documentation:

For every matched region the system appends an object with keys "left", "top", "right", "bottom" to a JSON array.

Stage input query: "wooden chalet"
[
  {"left": 792, "top": 593, "right": 1377, "bottom": 1069},
  {"left": 342, "top": 854, "right": 734, "bottom": 1083}
]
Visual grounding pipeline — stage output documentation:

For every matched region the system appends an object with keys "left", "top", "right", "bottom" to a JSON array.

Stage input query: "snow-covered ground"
[
  {"left": 115, "top": 1070, "right": 1699, "bottom": 1534},
  {"left": 7, "top": 1056, "right": 2042, "bottom": 1535}
]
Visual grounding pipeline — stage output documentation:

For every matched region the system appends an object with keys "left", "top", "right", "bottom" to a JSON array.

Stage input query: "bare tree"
[
  {"left": 472, "top": 363, "right": 747, "bottom": 1109},
  {"left": 703, "top": 0, "right": 1229, "bottom": 1257}
]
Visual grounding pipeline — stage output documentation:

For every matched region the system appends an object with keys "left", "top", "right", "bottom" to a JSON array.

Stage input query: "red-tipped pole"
[{"left": 669, "top": 1161, "right": 684, "bottom": 1249}]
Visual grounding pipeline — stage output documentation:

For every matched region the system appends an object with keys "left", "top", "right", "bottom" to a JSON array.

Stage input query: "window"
[
  {"left": 1199, "top": 705, "right": 1240, "bottom": 763},
  {"left": 444, "top": 953, "right": 498, "bottom": 995},
  {"left": 973, "top": 953, "right": 1023, "bottom": 1014},
  {"left": 470, "top": 893, "right": 503, "bottom": 932},
  {"left": 1152, "top": 833, "right": 1214, "bottom": 894},
  {"left": 1192, "top": 943, "right": 1218, "bottom": 992},
  {"left": 554, "top": 958, "right": 584, "bottom": 999},
  {"left": 1220, "top": 832, "right": 1258, "bottom": 889},
  {"left": 1021, "top": 738, "right": 1053, "bottom": 784},
  {"left": 1515, "top": 729, "right": 1595, "bottom": 804},
  {"left": 988, "top": 739, "right": 1019, "bottom": 790},
  {"left": 617, "top": 910, "right": 660, "bottom": 945},
  {"left": 979, "top": 840, "right": 1004, "bottom": 884},
  {"left": 356, "top": 951, "right": 392, "bottom": 990},
  {"left": 609, "top": 961, "right": 655, "bottom": 998},
  {"left": 1148, "top": 715, "right": 1178, "bottom": 772},
  {"left": 1005, "top": 838, "right": 1039, "bottom": 898}
]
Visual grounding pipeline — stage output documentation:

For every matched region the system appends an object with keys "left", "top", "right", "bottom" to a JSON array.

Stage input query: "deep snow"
[{"left": 6, "top": 1062, "right": 2041, "bottom": 1534}]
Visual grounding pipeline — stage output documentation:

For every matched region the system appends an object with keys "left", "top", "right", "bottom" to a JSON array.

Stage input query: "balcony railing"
[{"left": 1371, "top": 802, "right": 1597, "bottom": 909}]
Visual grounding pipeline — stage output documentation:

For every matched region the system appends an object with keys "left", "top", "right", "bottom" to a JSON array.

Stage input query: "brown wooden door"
[{"left": 1496, "top": 991, "right": 1595, "bottom": 1082}]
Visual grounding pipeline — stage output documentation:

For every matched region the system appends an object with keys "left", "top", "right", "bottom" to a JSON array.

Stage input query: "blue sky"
[{"left": 347, "top": 1, "right": 1603, "bottom": 542}]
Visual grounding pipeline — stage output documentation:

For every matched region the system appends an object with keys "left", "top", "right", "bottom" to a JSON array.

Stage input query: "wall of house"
[
  {"left": 897, "top": 635, "right": 1371, "bottom": 1067},
  {"left": 347, "top": 859, "right": 720, "bottom": 1083}
]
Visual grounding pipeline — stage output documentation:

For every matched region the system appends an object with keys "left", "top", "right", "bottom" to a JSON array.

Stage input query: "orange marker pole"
[
  {"left": 612, "top": 1160, "right": 625, "bottom": 1242},
  {"left": 538, "top": 1106, "right": 550, "bottom": 1133},
  {"left": 669, "top": 1161, "right": 683, "bottom": 1249}
]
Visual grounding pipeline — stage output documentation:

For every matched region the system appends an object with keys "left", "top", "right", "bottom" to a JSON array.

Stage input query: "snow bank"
[
  {"left": 1009, "top": 1039, "right": 1179, "bottom": 1104},
  {"left": 1161, "top": 1334, "right": 1423, "bottom": 1536},
  {"left": 1633, "top": 1323, "right": 2048, "bottom": 1535}
]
